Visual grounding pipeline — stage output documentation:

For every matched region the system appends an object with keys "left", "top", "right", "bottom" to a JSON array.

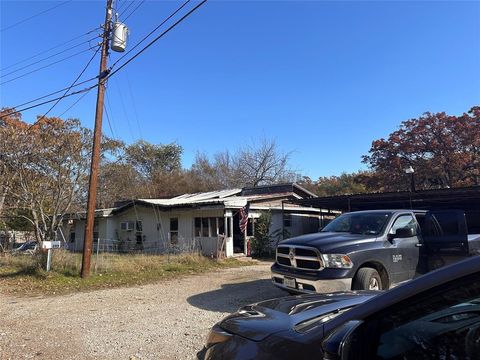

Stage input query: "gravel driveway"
[{"left": 0, "top": 261, "right": 285, "bottom": 360}]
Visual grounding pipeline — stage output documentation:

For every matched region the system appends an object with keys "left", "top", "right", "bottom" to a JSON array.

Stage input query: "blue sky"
[{"left": 1, "top": 0, "right": 479, "bottom": 179}]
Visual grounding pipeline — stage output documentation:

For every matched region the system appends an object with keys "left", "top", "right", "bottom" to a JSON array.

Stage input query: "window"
[
  {"left": 194, "top": 217, "right": 201, "bottom": 237},
  {"left": 283, "top": 214, "right": 292, "bottom": 228},
  {"left": 247, "top": 218, "right": 255, "bottom": 237},
  {"left": 120, "top": 221, "right": 134, "bottom": 231},
  {"left": 389, "top": 214, "right": 416, "bottom": 235},
  {"left": 209, "top": 217, "right": 217, "bottom": 236},
  {"left": 201, "top": 218, "right": 209, "bottom": 237},
  {"left": 218, "top": 217, "right": 225, "bottom": 235},
  {"left": 357, "top": 274, "right": 480, "bottom": 360},
  {"left": 93, "top": 232, "right": 99, "bottom": 243},
  {"left": 135, "top": 220, "right": 143, "bottom": 245},
  {"left": 194, "top": 217, "right": 225, "bottom": 237},
  {"left": 170, "top": 218, "right": 178, "bottom": 244},
  {"left": 69, "top": 232, "right": 75, "bottom": 243},
  {"left": 376, "top": 280, "right": 480, "bottom": 360}
]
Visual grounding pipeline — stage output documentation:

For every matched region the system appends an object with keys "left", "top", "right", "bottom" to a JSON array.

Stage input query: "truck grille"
[{"left": 276, "top": 245, "right": 323, "bottom": 270}]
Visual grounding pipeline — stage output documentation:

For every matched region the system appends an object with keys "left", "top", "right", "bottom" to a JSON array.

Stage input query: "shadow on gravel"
[{"left": 187, "top": 279, "right": 286, "bottom": 313}]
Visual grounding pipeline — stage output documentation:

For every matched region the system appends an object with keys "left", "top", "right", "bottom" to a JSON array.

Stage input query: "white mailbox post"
[{"left": 42, "top": 241, "right": 62, "bottom": 271}]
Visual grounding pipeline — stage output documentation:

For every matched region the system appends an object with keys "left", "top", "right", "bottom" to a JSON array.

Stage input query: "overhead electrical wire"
[
  {"left": 8, "top": 76, "right": 99, "bottom": 110},
  {"left": 0, "top": 85, "right": 97, "bottom": 120},
  {"left": 1, "top": 0, "right": 73, "bottom": 33},
  {"left": 122, "top": 0, "right": 146, "bottom": 21},
  {"left": 118, "top": 0, "right": 136, "bottom": 18},
  {"left": 0, "top": 46, "right": 99, "bottom": 85},
  {"left": 1, "top": 0, "right": 208, "bottom": 120},
  {"left": 107, "top": 0, "right": 207, "bottom": 79},
  {"left": 110, "top": 0, "right": 192, "bottom": 70},
  {"left": 0, "top": 28, "right": 101, "bottom": 72},
  {"left": 1, "top": 37, "right": 100, "bottom": 78},
  {"left": 57, "top": 89, "right": 93, "bottom": 118},
  {"left": 33, "top": 45, "right": 102, "bottom": 125}
]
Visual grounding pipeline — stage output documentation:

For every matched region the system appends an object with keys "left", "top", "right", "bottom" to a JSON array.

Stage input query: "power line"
[
  {"left": 1, "top": 37, "right": 100, "bottom": 78},
  {"left": 34, "top": 45, "right": 101, "bottom": 125},
  {"left": 119, "top": 0, "right": 136, "bottom": 18},
  {"left": 108, "top": 0, "right": 207, "bottom": 79},
  {"left": 0, "top": 85, "right": 97, "bottom": 120},
  {"left": 0, "top": 29, "right": 100, "bottom": 72},
  {"left": 57, "top": 89, "right": 93, "bottom": 118},
  {"left": 1, "top": 0, "right": 208, "bottom": 121},
  {"left": 8, "top": 76, "right": 99, "bottom": 110},
  {"left": 111, "top": 0, "right": 192, "bottom": 70},
  {"left": 0, "top": 46, "right": 99, "bottom": 86},
  {"left": 122, "top": 0, "right": 146, "bottom": 21},
  {"left": 1, "top": 0, "right": 73, "bottom": 33}
]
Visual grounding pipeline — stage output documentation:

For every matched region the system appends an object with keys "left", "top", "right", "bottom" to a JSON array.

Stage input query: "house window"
[
  {"left": 93, "top": 232, "right": 99, "bottom": 243},
  {"left": 201, "top": 218, "right": 209, "bottom": 237},
  {"left": 120, "top": 221, "right": 135, "bottom": 231},
  {"left": 218, "top": 217, "right": 225, "bottom": 235},
  {"left": 247, "top": 218, "right": 255, "bottom": 237},
  {"left": 283, "top": 214, "right": 292, "bottom": 228},
  {"left": 194, "top": 217, "right": 201, "bottom": 237},
  {"left": 69, "top": 232, "right": 75, "bottom": 243},
  {"left": 170, "top": 218, "right": 179, "bottom": 244},
  {"left": 135, "top": 220, "right": 143, "bottom": 245},
  {"left": 209, "top": 217, "right": 217, "bottom": 236}
]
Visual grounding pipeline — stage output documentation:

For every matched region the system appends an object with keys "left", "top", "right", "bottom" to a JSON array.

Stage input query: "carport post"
[{"left": 281, "top": 201, "right": 285, "bottom": 240}]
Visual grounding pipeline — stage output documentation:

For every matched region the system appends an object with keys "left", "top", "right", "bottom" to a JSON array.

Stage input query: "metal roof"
[{"left": 291, "top": 186, "right": 480, "bottom": 212}]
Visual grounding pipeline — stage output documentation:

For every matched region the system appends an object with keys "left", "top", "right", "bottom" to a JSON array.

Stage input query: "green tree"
[{"left": 252, "top": 212, "right": 272, "bottom": 257}]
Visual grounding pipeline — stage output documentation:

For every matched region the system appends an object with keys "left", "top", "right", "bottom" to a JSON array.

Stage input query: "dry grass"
[{"left": 0, "top": 250, "right": 255, "bottom": 296}]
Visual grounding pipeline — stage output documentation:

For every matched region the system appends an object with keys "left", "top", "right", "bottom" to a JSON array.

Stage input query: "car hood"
[
  {"left": 279, "top": 232, "right": 377, "bottom": 253},
  {"left": 219, "top": 291, "right": 377, "bottom": 341}
]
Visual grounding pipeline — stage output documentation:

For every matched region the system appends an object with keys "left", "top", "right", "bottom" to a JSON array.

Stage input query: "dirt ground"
[{"left": 0, "top": 261, "right": 285, "bottom": 360}]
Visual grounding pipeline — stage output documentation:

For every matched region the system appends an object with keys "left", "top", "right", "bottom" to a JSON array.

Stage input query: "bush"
[{"left": 252, "top": 212, "right": 273, "bottom": 257}]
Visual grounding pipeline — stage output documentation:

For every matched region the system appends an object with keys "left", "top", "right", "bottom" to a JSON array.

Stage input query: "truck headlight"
[
  {"left": 205, "top": 324, "right": 232, "bottom": 348},
  {"left": 321, "top": 254, "right": 353, "bottom": 268}
]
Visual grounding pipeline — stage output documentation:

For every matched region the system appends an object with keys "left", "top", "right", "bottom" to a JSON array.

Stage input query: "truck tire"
[{"left": 353, "top": 267, "right": 383, "bottom": 290}]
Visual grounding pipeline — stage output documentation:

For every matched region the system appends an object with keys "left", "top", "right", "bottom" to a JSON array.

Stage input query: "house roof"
[{"left": 111, "top": 183, "right": 322, "bottom": 214}]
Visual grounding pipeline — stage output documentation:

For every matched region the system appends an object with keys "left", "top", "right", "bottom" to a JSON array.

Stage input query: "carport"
[{"left": 290, "top": 186, "right": 480, "bottom": 232}]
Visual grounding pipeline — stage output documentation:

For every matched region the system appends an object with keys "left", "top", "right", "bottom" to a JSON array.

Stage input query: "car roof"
[
  {"left": 344, "top": 209, "right": 427, "bottom": 214},
  {"left": 325, "top": 255, "right": 480, "bottom": 331}
]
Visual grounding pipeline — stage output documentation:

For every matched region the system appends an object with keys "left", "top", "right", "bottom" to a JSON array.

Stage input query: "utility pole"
[{"left": 81, "top": 0, "right": 114, "bottom": 278}]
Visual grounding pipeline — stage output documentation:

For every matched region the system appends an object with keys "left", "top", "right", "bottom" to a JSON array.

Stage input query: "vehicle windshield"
[{"left": 321, "top": 212, "right": 392, "bottom": 235}]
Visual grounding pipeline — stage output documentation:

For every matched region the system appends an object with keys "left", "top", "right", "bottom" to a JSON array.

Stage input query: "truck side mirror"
[
  {"left": 322, "top": 320, "right": 363, "bottom": 360},
  {"left": 396, "top": 227, "right": 415, "bottom": 238},
  {"left": 388, "top": 227, "right": 415, "bottom": 241}
]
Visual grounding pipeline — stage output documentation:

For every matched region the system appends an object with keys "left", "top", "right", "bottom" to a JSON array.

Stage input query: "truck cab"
[{"left": 271, "top": 209, "right": 480, "bottom": 293}]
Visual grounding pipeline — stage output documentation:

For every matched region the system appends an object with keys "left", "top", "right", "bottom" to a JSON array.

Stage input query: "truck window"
[
  {"left": 321, "top": 212, "right": 391, "bottom": 235},
  {"left": 389, "top": 214, "right": 416, "bottom": 235}
]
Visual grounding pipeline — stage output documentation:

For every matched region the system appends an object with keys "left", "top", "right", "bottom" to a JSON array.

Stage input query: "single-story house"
[{"left": 63, "top": 183, "right": 337, "bottom": 257}]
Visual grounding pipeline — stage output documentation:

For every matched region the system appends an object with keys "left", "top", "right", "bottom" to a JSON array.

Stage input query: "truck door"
[
  {"left": 386, "top": 213, "right": 420, "bottom": 283},
  {"left": 423, "top": 210, "right": 469, "bottom": 256}
]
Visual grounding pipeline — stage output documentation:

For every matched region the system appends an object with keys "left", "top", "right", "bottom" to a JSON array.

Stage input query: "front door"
[{"left": 386, "top": 213, "right": 420, "bottom": 282}]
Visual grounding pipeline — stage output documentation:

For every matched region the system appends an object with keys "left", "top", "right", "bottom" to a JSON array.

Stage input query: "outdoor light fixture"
[{"left": 405, "top": 166, "right": 415, "bottom": 192}]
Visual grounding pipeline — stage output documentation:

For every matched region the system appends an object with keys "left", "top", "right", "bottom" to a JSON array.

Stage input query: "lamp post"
[{"left": 405, "top": 166, "right": 415, "bottom": 192}]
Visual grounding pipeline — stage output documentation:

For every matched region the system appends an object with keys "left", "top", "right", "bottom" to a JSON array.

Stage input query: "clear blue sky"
[{"left": 1, "top": 0, "right": 479, "bottom": 179}]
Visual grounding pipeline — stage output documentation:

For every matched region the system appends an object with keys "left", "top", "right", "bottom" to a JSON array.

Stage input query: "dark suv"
[{"left": 201, "top": 255, "right": 480, "bottom": 359}]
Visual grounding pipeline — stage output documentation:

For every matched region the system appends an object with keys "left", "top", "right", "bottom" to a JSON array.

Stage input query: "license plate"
[{"left": 284, "top": 277, "right": 296, "bottom": 289}]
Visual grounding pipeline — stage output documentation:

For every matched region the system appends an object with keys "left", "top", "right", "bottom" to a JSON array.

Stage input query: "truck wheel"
[{"left": 353, "top": 267, "right": 383, "bottom": 290}]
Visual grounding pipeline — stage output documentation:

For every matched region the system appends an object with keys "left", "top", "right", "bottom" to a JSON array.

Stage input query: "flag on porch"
[{"left": 239, "top": 203, "right": 250, "bottom": 233}]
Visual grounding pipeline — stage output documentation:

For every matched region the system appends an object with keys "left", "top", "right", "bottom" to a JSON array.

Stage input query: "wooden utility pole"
[{"left": 81, "top": 0, "right": 114, "bottom": 278}]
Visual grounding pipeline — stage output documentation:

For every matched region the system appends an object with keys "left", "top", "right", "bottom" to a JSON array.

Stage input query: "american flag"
[{"left": 239, "top": 203, "right": 250, "bottom": 233}]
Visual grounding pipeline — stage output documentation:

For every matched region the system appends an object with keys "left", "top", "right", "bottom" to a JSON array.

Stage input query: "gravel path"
[{"left": 0, "top": 262, "right": 285, "bottom": 360}]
